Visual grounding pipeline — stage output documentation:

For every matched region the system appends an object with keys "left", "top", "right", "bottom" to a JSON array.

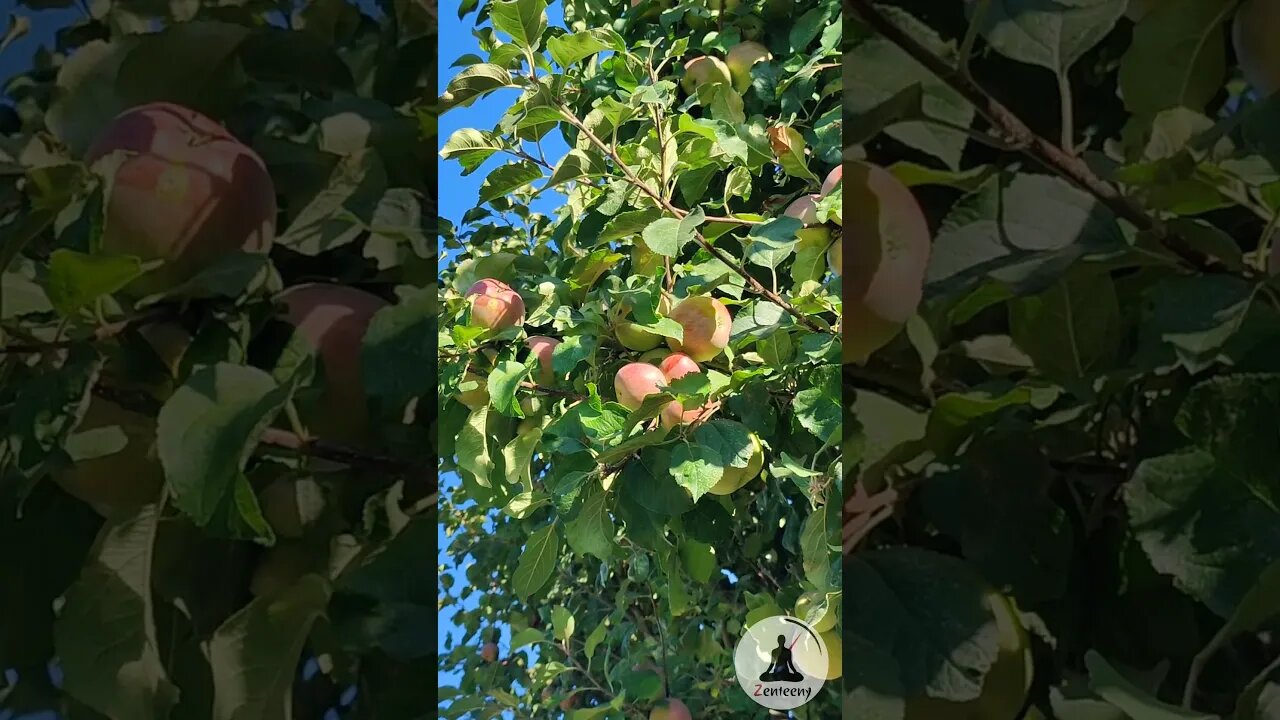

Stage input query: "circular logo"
[{"left": 732, "top": 615, "right": 828, "bottom": 710}]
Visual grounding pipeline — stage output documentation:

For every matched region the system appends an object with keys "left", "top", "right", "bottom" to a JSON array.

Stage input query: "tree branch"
[
  {"left": 0, "top": 306, "right": 176, "bottom": 355},
  {"left": 844, "top": 0, "right": 1244, "bottom": 278},
  {"left": 553, "top": 100, "right": 830, "bottom": 333}
]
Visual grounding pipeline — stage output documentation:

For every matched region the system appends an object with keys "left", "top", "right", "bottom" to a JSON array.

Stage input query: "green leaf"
[
  {"left": 513, "top": 522, "right": 559, "bottom": 599},
  {"left": 968, "top": 0, "right": 1124, "bottom": 75},
  {"left": 439, "top": 128, "right": 506, "bottom": 173},
  {"left": 479, "top": 160, "right": 543, "bottom": 204},
  {"left": 1085, "top": 651, "right": 1218, "bottom": 720},
  {"left": 442, "top": 63, "right": 515, "bottom": 111},
  {"left": 794, "top": 365, "right": 840, "bottom": 445},
  {"left": 361, "top": 287, "right": 433, "bottom": 420},
  {"left": 277, "top": 150, "right": 386, "bottom": 255},
  {"left": 583, "top": 617, "right": 608, "bottom": 661},
  {"left": 799, "top": 509, "right": 830, "bottom": 590},
  {"left": 551, "top": 605, "right": 575, "bottom": 642},
  {"left": 46, "top": 249, "right": 144, "bottom": 316},
  {"left": 490, "top": 0, "right": 548, "bottom": 50},
  {"left": 744, "top": 216, "right": 803, "bottom": 269},
  {"left": 1137, "top": 275, "right": 1257, "bottom": 374},
  {"left": 158, "top": 364, "right": 294, "bottom": 527},
  {"left": 669, "top": 442, "right": 722, "bottom": 503},
  {"left": 546, "top": 149, "right": 609, "bottom": 188},
  {"left": 642, "top": 208, "right": 704, "bottom": 258},
  {"left": 54, "top": 504, "right": 178, "bottom": 720},
  {"left": 1008, "top": 268, "right": 1121, "bottom": 383},
  {"left": 565, "top": 482, "right": 616, "bottom": 561},
  {"left": 456, "top": 405, "right": 494, "bottom": 487},
  {"left": 209, "top": 575, "right": 331, "bottom": 720},
  {"left": 547, "top": 28, "right": 623, "bottom": 67},
  {"left": 1117, "top": 0, "right": 1232, "bottom": 119}
]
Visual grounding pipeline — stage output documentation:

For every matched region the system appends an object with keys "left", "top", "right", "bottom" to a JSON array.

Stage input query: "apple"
[
  {"left": 794, "top": 592, "right": 837, "bottom": 633},
  {"left": 843, "top": 160, "right": 931, "bottom": 363},
  {"left": 259, "top": 478, "right": 306, "bottom": 539},
  {"left": 526, "top": 335, "right": 560, "bottom": 385},
  {"left": 820, "top": 164, "right": 842, "bottom": 196},
  {"left": 455, "top": 371, "right": 490, "bottom": 410},
  {"left": 614, "top": 362, "right": 667, "bottom": 411},
  {"left": 53, "top": 397, "right": 164, "bottom": 516},
  {"left": 659, "top": 352, "right": 699, "bottom": 381},
  {"left": 707, "top": 432, "right": 763, "bottom": 495},
  {"left": 659, "top": 398, "right": 712, "bottom": 429},
  {"left": 904, "top": 590, "right": 1032, "bottom": 719},
  {"left": 560, "top": 694, "right": 580, "bottom": 711},
  {"left": 278, "top": 283, "right": 388, "bottom": 444},
  {"left": 481, "top": 642, "right": 498, "bottom": 663},
  {"left": 827, "top": 238, "right": 842, "bottom": 277},
  {"left": 1234, "top": 0, "right": 1280, "bottom": 98},
  {"left": 638, "top": 348, "right": 670, "bottom": 364},
  {"left": 725, "top": 41, "right": 771, "bottom": 92},
  {"left": 650, "top": 698, "right": 691, "bottom": 720},
  {"left": 784, "top": 194, "right": 821, "bottom": 225},
  {"left": 681, "top": 56, "right": 732, "bottom": 94},
  {"left": 466, "top": 278, "right": 525, "bottom": 330},
  {"left": 666, "top": 296, "right": 732, "bottom": 362},
  {"left": 85, "top": 102, "right": 276, "bottom": 298}
]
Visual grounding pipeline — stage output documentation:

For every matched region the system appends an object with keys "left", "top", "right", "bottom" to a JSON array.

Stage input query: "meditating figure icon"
[{"left": 758, "top": 634, "right": 805, "bottom": 682}]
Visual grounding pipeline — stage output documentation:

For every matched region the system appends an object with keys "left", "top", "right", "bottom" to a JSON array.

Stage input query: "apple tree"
[
  {"left": 436, "top": 0, "right": 842, "bottom": 716},
  {"left": 0, "top": 0, "right": 433, "bottom": 717},
  {"left": 845, "top": 0, "right": 1280, "bottom": 718}
]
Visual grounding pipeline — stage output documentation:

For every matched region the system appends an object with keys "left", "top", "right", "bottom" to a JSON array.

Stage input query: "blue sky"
[{"left": 436, "top": 0, "right": 571, "bottom": 714}]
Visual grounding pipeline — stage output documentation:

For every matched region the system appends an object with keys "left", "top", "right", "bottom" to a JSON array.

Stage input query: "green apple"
[
  {"left": 725, "top": 41, "right": 771, "bottom": 92},
  {"left": 708, "top": 432, "right": 763, "bottom": 494},
  {"left": 681, "top": 56, "right": 732, "bottom": 94}
]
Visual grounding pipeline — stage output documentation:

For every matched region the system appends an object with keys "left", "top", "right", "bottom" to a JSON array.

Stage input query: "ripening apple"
[
  {"left": 278, "top": 283, "right": 388, "bottom": 444},
  {"left": 821, "top": 164, "right": 842, "bottom": 197},
  {"left": 1234, "top": 0, "right": 1280, "bottom": 98},
  {"left": 843, "top": 160, "right": 931, "bottom": 364},
  {"left": 904, "top": 590, "right": 1032, "bottom": 720},
  {"left": 614, "top": 362, "right": 667, "bottom": 411},
  {"left": 86, "top": 102, "right": 276, "bottom": 298},
  {"left": 659, "top": 397, "right": 713, "bottom": 429},
  {"left": 53, "top": 397, "right": 164, "bottom": 516},
  {"left": 650, "top": 698, "right": 691, "bottom": 720},
  {"left": 681, "top": 56, "right": 732, "bottom": 94},
  {"left": 659, "top": 352, "right": 699, "bottom": 381},
  {"left": 725, "top": 41, "right": 771, "bottom": 92},
  {"left": 526, "top": 336, "right": 560, "bottom": 385},
  {"left": 455, "top": 371, "right": 490, "bottom": 410},
  {"left": 707, "top": 432, "right": 763, "bottom": 495},
  {"left": 666, "top": 296, "right": 732, "bottom": 362},
  {"left": 481, "top": 642, "right": 498, "bottom": 663},
  {"left": 466, "top": 278, "right": 525, "bottom": 330},
  {"left": 784, "top": 194, "right": 821, "bottom": 225}
]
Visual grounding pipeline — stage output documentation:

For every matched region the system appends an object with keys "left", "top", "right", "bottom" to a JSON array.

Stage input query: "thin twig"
[
  {"left": 0, "top": 306, "right": 175, "bottom": 355},
  {"left": 844, "top": 0, "right": 1243, "bottom": 278}
]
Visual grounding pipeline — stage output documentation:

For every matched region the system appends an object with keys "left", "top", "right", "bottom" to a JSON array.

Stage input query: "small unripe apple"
[
  {"left": 843, "top": 160, "right": 931, "bottom": 363},
  {"left": 455, "top": 371, "right": 489, "bottom": 410},
  {"left": 707, "top": 432, "right": 763, "bottom": 494},
  {"left": 614, "top": 363, "right": 667, "bottom": 411},
  {"left": 85, "top": 102, "right": 276, "bottom": 298},
  {"left": 466, "top": 278, "right": 524, "bottom": 330},
  {"left": 525, "top": 336, "right": 560, "bottom": 385},
  {"left": 725, "top": 41, "right": 771, "bottom": 92},
  {"left": 784, "top": 194, "right": 821, "bottom": 225},
  {"left": 821, "top": 165, "right": 842, "bottom": 197},
  {"left": 614, "top": 294, "right": 672, "bottom": 351},
  {"left": 650, "top": 698, "right": 691, "bottom": 720},
  {"left": 1234, "top": 0, "right": 1280, "bottom": 98},
  {"left": 794, "top": 592, "right": 837, "bottom": 633},
  {"left": 481, "top": 642, "right": 498, "bottom": 663},
  {"left": 666, "top": 296, "right": 732, "bottom": 362},
  {"left": 681, "top": 56, "right": 732, "bottom": 94},
  {"left": 659, "top": 352, "right": 699, "bottom": 381}
]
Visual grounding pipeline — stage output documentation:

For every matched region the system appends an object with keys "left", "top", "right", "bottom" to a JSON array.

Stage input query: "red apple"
[
  {"left": 666, "top": 296, "right": 732, "bottom": 362},
  {"left": 614, "top": 363, "right": 667, "bottom": 411},
  {"left": 526, "top": 335, "right": 560, "bottom": 385},
  {"left": 278, "top": 283, "right": 388, "bottom": 444},
  {"left": 86, "top": 102, "right": 276, "bottom": 298},
  {"left": 784, "top": 194, "right": 822, "bottom": 225},
  {"left": 466, "top": 278, "right": 524, "bottom": 330},
  {"left": 659, "top": 352, "right": 699, "bottom": 381},
  {"left": 651, "top": 698, "right": 691, "bottom": 720},
  {"left": 481, "top": 642, "right": 498, "bottom": 663},
  {"left": 821, "top": 165, "right": 842, "bottom": 196}
]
